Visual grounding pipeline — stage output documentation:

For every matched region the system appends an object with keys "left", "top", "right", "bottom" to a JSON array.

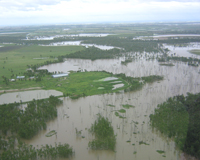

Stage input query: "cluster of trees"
[
  {"left": 160, "top": 37, "right": 200, "bottom": 45},
  {"left": 0, "top": 136, "right": 73, "bottom": 160},
  {"left": 0, "top": 96, "right": 75, "bottom": 159},
  {"left": 82, "top": 37, "right": 161, "bottom": 53},
  {"left": 141, "top": 75, "right": 164, "bottom": 83},
  {"left": 115, "top": 73, "right": 163, "bottom": 92},
  {"left": 121, "top": 59, "right": 132, "bottom": 65},
  {"left": 0, "top": 96, "right": 62, "bottom": 139},
  {"left": 150, "top": 93, "right": 200, "bottom": 159},
  {"left": 150, "top": 97, "right": 189, "bottom": 150},
  {"left": 1, "top": 76, "right": 9, "bottom": 85},
  {"left": 64, "top": 46, "right": 121, "bottom": 60},
  {"left": 158, "top": 55, "right": 200, "bottom": 66},
  {"left": 88, "top": 114, "right": 116, "bottom": 151}
]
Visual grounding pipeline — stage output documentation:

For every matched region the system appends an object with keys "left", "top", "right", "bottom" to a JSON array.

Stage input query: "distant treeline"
[
  {"left": 63, "top": 46, "right": 121, "bottom": 60},
  {"left": 150, "top": 93, "right": 200, "bottom": 159},
  {"left": 82, "top": 37, "right": 161, "bottom": 53},
  {"left": 158, "top": 55, "right": 200, "bottom": 66},
  {"left": 159, "top": 38, "right": 200, "bottom": 45}
]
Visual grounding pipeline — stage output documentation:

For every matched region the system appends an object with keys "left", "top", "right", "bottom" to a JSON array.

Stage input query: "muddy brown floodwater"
[
  {"left": 1, "top": 46, "right": 200, "bottom": 159},
  {"left": 35, "top": 49, "right": 200, "bottom": 160}
]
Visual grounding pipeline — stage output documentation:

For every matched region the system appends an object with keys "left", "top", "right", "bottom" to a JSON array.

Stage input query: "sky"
[{"left": 0, "top": 0, "right": 200, "bottom": 26}]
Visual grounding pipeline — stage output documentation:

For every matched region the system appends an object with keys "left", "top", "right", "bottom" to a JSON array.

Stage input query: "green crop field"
[{"left": 0, "top": 45, "right": 84, "bottom": 80}]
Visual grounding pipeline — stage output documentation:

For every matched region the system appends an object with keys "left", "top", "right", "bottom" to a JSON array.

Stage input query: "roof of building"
[
  {"left": 52, "top": 73, "right": 68, "bottom": 78},
  {"left": 17, "top": 76, "right": 25, "bottom": 79}
]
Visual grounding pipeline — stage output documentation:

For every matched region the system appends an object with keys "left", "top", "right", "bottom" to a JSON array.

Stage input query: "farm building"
[
  {"left": 52, "top": 73, "right": 68, "bottom": 78},
  {"left": 17, "top": 76, "right": 25, "bottom": 79},
  {"left": 10, "top": 79, "right": 16, "bottom": 82}
]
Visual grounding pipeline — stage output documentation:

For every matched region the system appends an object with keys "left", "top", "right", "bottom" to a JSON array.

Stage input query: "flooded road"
[{"left": 32, "top": 48, "right": 200, "bottom": 159}]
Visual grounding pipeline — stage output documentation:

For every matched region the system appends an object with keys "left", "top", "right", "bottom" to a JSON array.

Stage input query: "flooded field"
[
  {"left": 164, "top": 43, "right": 200, "bottom": 58},
  {"left": 134, "top": 34, "right": 200, "bottom": 40},
  {"left": 33, "top": 45, "right": 200, "bottom": 159},
  {"left": 26, "top": 33, "right": 112, "bottom": 40},
  {"left": 0, "top": 90, "right": 63, "bottom": 104},
  {"left": 40, "top": 41, "right": 118, "bottom": 50},
  {"left": 1, "top": 21, "right": 200, "bottom": 159}
]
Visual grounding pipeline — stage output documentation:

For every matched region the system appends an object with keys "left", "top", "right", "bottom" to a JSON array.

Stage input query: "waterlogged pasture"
[
  {"left": 23, "top": 76, "right": 200, "bottom": 160},
  {"left": 40, "top": 41, "right": 118, "bottom": 50},
  {"left": 26, "top": 33, "right": 112, "bottom": 40},
  {"left": 26, "top": 53, "right": 200, "bottom": 160},
  {"left": 164, "top": 43, "right": 200, "bottom": 58},
  {"left": 41, "top": 72, "right": 130, "bottom": 98},
  {"left": 0, "top": 90, "right": 62, "bottom": 104},
  {"left": 1, "top": 27, "right": 200, "bottom": 159}
]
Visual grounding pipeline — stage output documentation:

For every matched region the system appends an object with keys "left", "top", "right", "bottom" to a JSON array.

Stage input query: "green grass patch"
[
  {"left": 107, "top": 104, "right": 115, "bottom": 107},
  {"left": 156, "top": 150, "right": 165, "bottom": 154},
  {"left": 189, "top": 49, "right": 200, "bottom": 55},
  {"left": 118, "top": 109, "right": 126, "bottom": 113},
  {"left": 122, "top": 104, "right": 135, "bottom": 109},
  {"left": 98, "top": 87, "right": 105, "bottom": 89},
  {"left": 141, "top": 75, "right": 163, "bottom": 83},
  {"left": 0, "top": 45, "right": 84, "bottom": 80},
  {"left": 115, "top": 112, "right": 119, "bottom": 116},
  {"left": 42, "top": 72, "right": 129, "bottom": 98},
  {"left": 139, "top": 141, "right": 149, "bottom": 145},
  {"left": 159, "top": 63, "right": 174, "bottom": 66}
]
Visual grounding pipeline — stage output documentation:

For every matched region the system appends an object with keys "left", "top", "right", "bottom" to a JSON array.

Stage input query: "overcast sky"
[{"left": 0, "top": 0, "right": 200, "bottom": 26}]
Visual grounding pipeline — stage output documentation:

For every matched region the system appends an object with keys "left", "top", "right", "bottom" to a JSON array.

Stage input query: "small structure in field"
[
  {"left": 10, "top": 79, "right": 16, "bottom": 82},
  {"left": 17, "top": 76, "right": 25, "bottom": 79},
  {"left": 52, "top": 73, "right": 68, "bottom": 78}
]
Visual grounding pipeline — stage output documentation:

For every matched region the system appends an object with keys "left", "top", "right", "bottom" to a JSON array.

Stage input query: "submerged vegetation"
[
  {"left": 122, "top": 104, "right": 135, "bottom": 109},
  {"left": 150, "top": 96, "right": 189, "bottom": 150},
  {"left": 45, "top": 130, "right": 57, "bottom": 137},
  {"left": 150, "top": 93, "right": 200, "bottom": 159},
  {"left": 0, "top": 96, "right": 74, "bottom": 159},
  {"left": 88, "top": 115, "right": 116, "bottom": 151},
  {"left": 1, "top": 23, "right": 200, "bottom": 159},
  {"left": 0, "top": 96, "right": 62, "bottom": 139},
  {"left": 0, "top": 137, "right": 74, "bottom": 160},
  {"left": 158, "top": 55, "right": 200, "bottom": 66}
]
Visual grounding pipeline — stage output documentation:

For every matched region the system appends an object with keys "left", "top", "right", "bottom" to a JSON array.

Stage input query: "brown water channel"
[{"left": 30, "top": 50, "right": 200, "bottom": 159}]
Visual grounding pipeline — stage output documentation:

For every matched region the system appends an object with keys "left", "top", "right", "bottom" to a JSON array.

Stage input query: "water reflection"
[
  {"left": 0, "top": 90, "right": 63, "bottom": 104},
  {"left": 164, "top": 43, "right": 200, "bottom": 58},
  {"left": 23, "top": 77, "right": 200, "bottom": 160}
]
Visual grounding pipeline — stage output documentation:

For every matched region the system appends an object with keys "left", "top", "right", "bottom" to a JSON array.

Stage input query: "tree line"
[
  {"left": 0, "top": 96, "right": 62, "bottom": 139},
  {"left": 150, "top": 93, "right": 200, "bottom": 159},
  {"left": 0, "top": 96, "right": 74, "bottom": 159}
]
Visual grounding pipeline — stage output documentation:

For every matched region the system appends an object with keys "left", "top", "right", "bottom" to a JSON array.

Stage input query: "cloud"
[
  {"left": 0, "top": 0, "right": 71, "bottom": 11},
  {"left": 0, "top": 0, "right": 200, "bottom": 26}
]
